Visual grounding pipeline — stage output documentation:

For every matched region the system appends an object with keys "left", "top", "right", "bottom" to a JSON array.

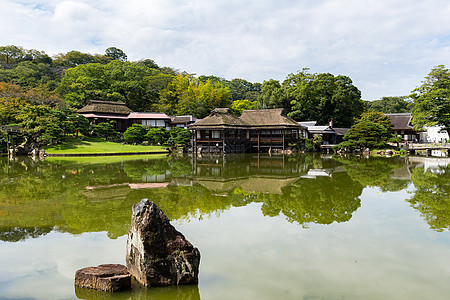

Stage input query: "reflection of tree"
[
  {"left": 335, "top": 156, "right": 405, "bottom": 188},
  {"left": 258, "top": 172, "right": 363, "bottom": 227},
  {"left": 408, "top": 166, "right": 450, "bottom": 232}
]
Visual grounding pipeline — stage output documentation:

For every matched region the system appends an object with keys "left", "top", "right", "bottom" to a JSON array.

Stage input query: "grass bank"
[{"left": 43, "top": 137, "right": 168, "bottom": 154}]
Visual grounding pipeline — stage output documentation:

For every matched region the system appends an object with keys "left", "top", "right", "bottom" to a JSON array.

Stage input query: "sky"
[{"left": 1, "top": 0, "right": 450, "bottom": 100}]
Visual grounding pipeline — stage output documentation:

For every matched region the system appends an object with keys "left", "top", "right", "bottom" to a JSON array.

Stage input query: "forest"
[{"left": 1, "top": 45, "right": 448, "bottom": 151}]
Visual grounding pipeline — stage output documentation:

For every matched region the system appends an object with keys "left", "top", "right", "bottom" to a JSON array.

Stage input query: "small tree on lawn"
[
  {"left": 93, "top": 122, "right": 117, "bottom": 141},
  {"left": 145, "top": 127, "right": 169, "bottom": 145},
  {"left": 168, "top": 127, "right": 192, "bottom": 146},
  {"left": 123, "top": 124, "right": 146, "bottom": 144}
]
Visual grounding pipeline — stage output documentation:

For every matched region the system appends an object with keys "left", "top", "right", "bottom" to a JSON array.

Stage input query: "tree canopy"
[
  {"left": 410, "top": 65, "right": 450, "bottom": 135},
  {"left": 366, "top": 96, "right": 412, "bottom": 113},
  {"left": 260, "top": 69, "right": 364, "bottom": 127}
]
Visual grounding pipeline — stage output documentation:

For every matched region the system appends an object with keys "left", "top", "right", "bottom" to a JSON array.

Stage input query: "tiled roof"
[{"left": 128, "top": 112, "right": 171, "bottom": 119}]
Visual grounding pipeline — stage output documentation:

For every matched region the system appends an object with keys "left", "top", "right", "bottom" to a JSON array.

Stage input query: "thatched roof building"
[
  {"left": 77, "top": 100, "right": 132, "bottom": 116},
  {"left": 240, "top": 108, "right": 301, "bottom": 129},
  {"left": 190, "top": 108, "right": 248, "bottom": 129}
]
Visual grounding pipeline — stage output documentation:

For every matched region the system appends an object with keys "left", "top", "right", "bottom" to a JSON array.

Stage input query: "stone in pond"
[
  {"left": 74, "top": 264, "right": 131, "bottom": 292},
  {"left": 126, "top": 199, "right": 200, "bottom": 286}
]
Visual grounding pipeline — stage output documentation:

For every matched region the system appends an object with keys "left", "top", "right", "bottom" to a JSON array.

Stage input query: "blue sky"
[{"left": 1, "top": 0, "right": 450, "bottom": 100}]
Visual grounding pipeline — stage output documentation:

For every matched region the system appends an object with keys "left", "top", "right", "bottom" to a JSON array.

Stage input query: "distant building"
[
  {"left": 170, "top": 115, "right": 198, "bottom": 129},
  {"left": 298, "top": 120, "right": 349, "bottom": 144},
  {"left": 420, "top": 126, "right": 449, "bottom": 143},
  {"left": 385, "top": 113, "right": 420, "bottom": 142},
  {"left": 77, "top": 100, "right": 132, "bottom": 131},
  {"left": 77, "top": 100, "right": 193, "bottom": 131}
]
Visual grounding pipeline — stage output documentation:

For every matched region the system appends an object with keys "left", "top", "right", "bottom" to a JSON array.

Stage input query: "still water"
[{"left": 0, "top": 154, "right": 449, "bottom": 299}]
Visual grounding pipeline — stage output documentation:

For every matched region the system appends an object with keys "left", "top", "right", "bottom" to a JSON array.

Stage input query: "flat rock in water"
[
  {"left": 75, "top": 264, "right": 131, "bottom": 292},
  {"left": 126, "top": 199, "right": 200, "bottom": 286}
]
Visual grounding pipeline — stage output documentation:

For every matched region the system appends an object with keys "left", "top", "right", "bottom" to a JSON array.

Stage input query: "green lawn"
[{"left": 44, "top": 137, "right": 168, "bottom": 154}]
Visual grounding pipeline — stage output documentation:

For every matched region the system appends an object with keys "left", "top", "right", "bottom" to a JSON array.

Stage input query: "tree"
[
  {"left": 145, "top": 127, "right": 169, "bottom": 145},
  {"left": 92, "top": 122, "right": 117, "bottom": 141},
  {"left": 410, "top": 65, "right": 450, "bottom": 135},
  {"left": 231, "top": 100, "right": 260, "bottom": 116},
  {"left": 366, "top": 96, "right": 412, "bottom": 113},
  {"left": 284, "top": 69, "right": 364, "bottom": 127},
  {"left": 337, "top": 120, "right": 390, "bottom": 151},
  {"left": 105, "top": 47, "right": 127, "bottom": 62},
  {"left": 159, "top": 75, "right": 232, "bottom": 118},
  {"left": 168, "top": 127, "right": 192, "bottom": 146},
  {"left": 358, "top": 111, "right": 393, "bottom": 135},
  {"left": 123, "top": 124, "right": 146, "bottom": 144},
  {"left": 259, "top": 79, "right": 289, "bottom": 109},
  {"left": 0, "top": 45, "right": 25, "bottom": 64}
]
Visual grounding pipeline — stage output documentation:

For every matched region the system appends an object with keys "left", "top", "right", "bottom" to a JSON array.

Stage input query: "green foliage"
[
  {"left": 123, "top": 124, "right": 146, "bottom": 144},
  {"left": 92, "top": 122, "right": 117, "bottom": 141},
  {"left": 312, "top": 134, "right": 323, "bottom": 150},
  {"left": 410, "top": 65, "right": 450, "bottom": 135},
  {"left": 168, "top": 127, "right": 192, "bottom": 146},
  {"left": 159, "top": 74, "right": 232, "bottom": 118},
  {"left": 259, "top": 79, "right": 289, "bottom": 109},
  {"left": 105, "top": 47, "right": 127, "bottom": 62},
  {"left": 57, "top": 60, "right": 162, "bottom": 110},
  {"left": 231, "top": 99, "right": 260, "bottom": 116},
  {"left": 145, "top": 127, "right": 169, "bottom": 145},
  {"left": 336, "top": 111, "right": 399, "bottom": 151},
  {"left": 338, "top": 120, "right": 389, "bottom": 151},
  {"left": 408, "top": 165, "right": 450, "bottom": 232},
  {"left": 260, "top": 69, "right": 364, "bottom": 127},
  {"left": 358, "top": 111, "right": 393, "bottom": 134},
  {"left": 366, "top": 97, "right": 412, "bottom": 113}
]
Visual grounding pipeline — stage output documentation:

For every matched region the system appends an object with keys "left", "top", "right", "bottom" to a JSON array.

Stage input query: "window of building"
[
  {"left": 156, "top": 120, "right": 166, "bottom": 127},
  {"left": 212, "top": 130, "right": 221, "bottom": 139}
]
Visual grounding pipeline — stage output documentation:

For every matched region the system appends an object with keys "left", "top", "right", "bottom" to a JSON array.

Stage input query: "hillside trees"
[
  {"left": 57, "top": 60, "right": 163, "bottom": 110},
  {"left": 410, "top": 65, "right": 450, "bottom": 135},
  {"left": 260, "top": 69, "right": 364, "bottom": 127},
  {"left": 366, "top": 96, "right": 412, "bottom": 113},
  {"left": 158, "top": 74, "right": 232, "bottom": 118}
]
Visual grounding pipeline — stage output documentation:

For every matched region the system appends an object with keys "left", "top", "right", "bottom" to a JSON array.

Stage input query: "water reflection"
[
  {"left": 408, "top": 164, "right": 450, "bottom": 232},
  {"left": 0, "top": 154, "right": 449, "bottom": 243}
]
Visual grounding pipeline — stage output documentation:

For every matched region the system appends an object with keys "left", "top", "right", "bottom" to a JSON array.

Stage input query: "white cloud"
[{"left": 1, "top": 0, "right": 450, "bottom": 99}]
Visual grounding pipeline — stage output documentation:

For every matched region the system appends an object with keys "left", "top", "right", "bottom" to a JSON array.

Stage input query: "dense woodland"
[{"left": 1, "top": 45, "right": 449, "bottom": 151}]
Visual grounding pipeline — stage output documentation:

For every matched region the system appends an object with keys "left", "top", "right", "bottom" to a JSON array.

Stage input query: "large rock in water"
[{"left": 126, "top": 199, "right": 200, "bottom": 286}]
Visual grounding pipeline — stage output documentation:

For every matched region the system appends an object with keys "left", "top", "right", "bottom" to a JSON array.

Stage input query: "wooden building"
[
  {"left": 77, "top": 100, "right": 132, "bottom": 131},
  {"left": 78, "top": 100, "right": 184, "bottom": 131},
  {"left": 189, "top": 108, "right": 306, "bottom": 153},
  {"left": 386, "top": 113, "right": 420, "bottom": 142}
]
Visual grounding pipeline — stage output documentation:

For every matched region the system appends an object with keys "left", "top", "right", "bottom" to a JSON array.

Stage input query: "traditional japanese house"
[
  {"left": 170, "top": 115, "right": 198, "bottom": 128},
  {"left": 77, "top": 100, "right": 132, "bottom": 131},
  {"left": 189, "top": 108, "right": 306, "bottom": 153},
  {"left": 386, "top": 113, "right": 420, "bottom": 142},
  {"left": 128, "top": 112, "right": 171, "bottom": 128},
  {"left": 239, "top": 108, "right": 306, "bottom": 152}
]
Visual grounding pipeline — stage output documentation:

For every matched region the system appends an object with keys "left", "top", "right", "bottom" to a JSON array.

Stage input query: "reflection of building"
[
  {"left": 190, "top": 108, "right": 306, "bottom": 153},
  {"left": 190, "top": 154, "right": 308, "bottom": 195}
]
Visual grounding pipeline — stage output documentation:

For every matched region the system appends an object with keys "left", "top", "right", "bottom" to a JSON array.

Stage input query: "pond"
[{"left": 0, "top": 154, "right": 449, "bottom": 299}]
